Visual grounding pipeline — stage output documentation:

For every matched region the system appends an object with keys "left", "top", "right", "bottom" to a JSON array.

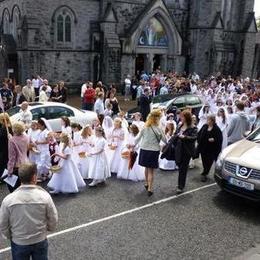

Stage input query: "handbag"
[{"left": 161, "top": 136, "right": 176, "bottom": 161}]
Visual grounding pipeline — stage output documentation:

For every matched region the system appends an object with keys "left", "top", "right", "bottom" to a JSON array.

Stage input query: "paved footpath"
[{"left": 0, "top": 164, "right": 259, "bottom": 260}]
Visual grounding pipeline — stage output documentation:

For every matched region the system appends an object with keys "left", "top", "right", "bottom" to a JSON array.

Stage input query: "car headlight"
[{"left": 216, "top": 153, "right": 224, "bottom": 169}]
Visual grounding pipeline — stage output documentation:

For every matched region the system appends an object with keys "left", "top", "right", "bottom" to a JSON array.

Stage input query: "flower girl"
[
  {"left": 117, "top": 124, "right": 145, "bottom": 181},
  {"left": 48, "top": 132, "right": 59, "bottom": 167},
  {"left": 71, "top": 123, "right": 83, "bottom": 164},
  {"left": 159, "top": 122, "right": 177, "bottom": 171},
  {"left": 47, "top": 133, "right": 86, "bottom": 194},
  {"left": 28, "top": 121, "right": 40, "bottom": 164},
  {"left": 108, "top": 118, "right": 125, "bottom": 174},
  {"left": 88, "top": 127, "right": 110, "bottom": 186},
  {"left": 61, "top": 116, "right": 72, "bottom": 137},
  {"left": 35, "top": 119, "right": 50, "bottom": 181},
  {"left": 78, "top": 125, "right": 94, "bottom": 179}
]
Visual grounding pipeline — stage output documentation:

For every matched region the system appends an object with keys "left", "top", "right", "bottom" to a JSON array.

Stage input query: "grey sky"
[{"left": 255, "top": 0, "right": 260, "bottom": 18}]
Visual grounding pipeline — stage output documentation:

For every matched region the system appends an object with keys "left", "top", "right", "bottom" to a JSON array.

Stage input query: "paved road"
[{"left": 0, "top": 163, "right": 259, "bottom": 260}]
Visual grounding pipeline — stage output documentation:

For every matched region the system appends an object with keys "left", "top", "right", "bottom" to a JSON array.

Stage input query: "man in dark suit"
[
  {"left": 12, "top": 85, "right": 26, "bottom": 107},
  {"left": 139, "top": 88, "right": 152, "bottom": 121}
]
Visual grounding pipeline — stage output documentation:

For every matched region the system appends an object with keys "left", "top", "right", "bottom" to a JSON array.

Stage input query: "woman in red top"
[{"left": 83, "top": 82, "right": 96, "bottom": 111}]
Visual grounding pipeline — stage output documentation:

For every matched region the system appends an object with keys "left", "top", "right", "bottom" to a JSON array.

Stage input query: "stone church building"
[{"left": 0, "top": 0, "right": 258, "bottom": 87}]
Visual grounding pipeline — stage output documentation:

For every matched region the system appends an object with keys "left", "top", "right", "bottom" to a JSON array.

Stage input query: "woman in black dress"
[
  {"left": 105, "top": 91, "right": 120, "bottom": 116},
  {"left": 175, "top": 110, "right": 198, "bottom": 194},
  {"left": 197, "top": 115, "right": 223, "bottom": 182},
  {"left": 59, "top": 81, "right": 68, "bottom": 103},
  {"left": 50, "top": 84, "right": 62, "bottom": 102},
  {"left": 0, "top": 113, "right": 12, "bottom": 179}
]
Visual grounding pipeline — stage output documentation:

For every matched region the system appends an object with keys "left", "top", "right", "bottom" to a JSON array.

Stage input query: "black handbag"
[{"left": 160, "top": 136, "right": 176, "bottom": 161}]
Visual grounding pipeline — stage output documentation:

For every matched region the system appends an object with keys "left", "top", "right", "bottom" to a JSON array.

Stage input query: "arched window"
[
  {"left": 65, "top": 16, "right": 71, "bottom": 42},
  {"left": 221, "top": 0, "right": 232, "bottom": 28},
  {"left": 57, "top": 15, "right": 64, "bottom": 42},
  {"left": 11, "top": 6, "right": 21, "bottom": 39},
  {"left": 56, "top": 13, "right": 72, "bottom": 42},
  {"left": 138, "top": 18, "right": 168, "bottom": 47},
  {"left": 3, "top": 11, "right": 10, "bottom": 34},
  {"left": 12, "top": 13, "right": 19, "bottom": 39}
]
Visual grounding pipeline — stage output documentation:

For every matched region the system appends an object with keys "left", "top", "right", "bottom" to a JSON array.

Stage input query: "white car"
[{"left": 7, "top": 102, "right": 98, "bottom": 132}]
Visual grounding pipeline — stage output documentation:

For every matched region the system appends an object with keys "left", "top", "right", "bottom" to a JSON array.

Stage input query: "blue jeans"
[{"left": 11, "top": 239, "right": 48, "bottom": 260}]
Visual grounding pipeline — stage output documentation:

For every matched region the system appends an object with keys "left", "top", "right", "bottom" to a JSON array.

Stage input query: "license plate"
[{"left": 229, "top": 177, "right": 254, "bottom": 191}]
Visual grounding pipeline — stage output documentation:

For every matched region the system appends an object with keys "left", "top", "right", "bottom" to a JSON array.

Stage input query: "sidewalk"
[{"left": 234, "top": 245, "right": 260, "bottom": 260}]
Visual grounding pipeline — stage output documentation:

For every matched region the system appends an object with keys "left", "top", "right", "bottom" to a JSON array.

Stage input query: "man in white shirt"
[
  {"left": 159, "top": 83, "right": 169, "bottom": 95},
  {"left": 0, "top": 163, "right": 58, "bottom": 260},
  {"left": 94, "top": 92, "right": 105, "bottom": 116},
  {"left": 22, "top": 79, "right": 35, "bottom": 102},
  {"left": 124, "top": 75, "right": 131, "bottom": 101},
  {"left": 190, "top": 80, "right": 198, "bottom": 94},
  {"left": 32, "top": 75, "right": 41, "bottom": 98}
]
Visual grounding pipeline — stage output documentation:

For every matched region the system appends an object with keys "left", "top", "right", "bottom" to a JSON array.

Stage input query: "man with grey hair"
[
  {"left": 22, "top": 79, "right": 35, "bottom": 102},
  {"left": 0, "top": 163, "right": 58, "bottom": 260}
]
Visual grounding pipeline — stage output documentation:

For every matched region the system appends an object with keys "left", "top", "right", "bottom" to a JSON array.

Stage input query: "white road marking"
[{"left": 0, "top": 183, "right": 216, "bottom": 254}]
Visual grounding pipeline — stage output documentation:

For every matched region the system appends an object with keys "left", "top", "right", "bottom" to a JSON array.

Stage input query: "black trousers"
[
  {"left": 201, "top": 153, "right": 215, "bottom": 176},
  {"left": 85, "top": 103, "right": 94, "bottom": 111},
  {"left": 7, "top": 168, "right": 21, "bottom": 193},
  {"left": 177, "top": 154, "right": 191, "bottom": 190}
]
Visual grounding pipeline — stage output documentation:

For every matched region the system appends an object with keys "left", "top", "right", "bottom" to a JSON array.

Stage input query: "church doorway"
[
  {"left": 153, "top": 54, "right": 161, "bottom": 71},
  {"left": 7, "top": 53, "right": 18, "bottom": 82},
  {"left": 135, "top": 54, "right": 145, "bottom": 75}
]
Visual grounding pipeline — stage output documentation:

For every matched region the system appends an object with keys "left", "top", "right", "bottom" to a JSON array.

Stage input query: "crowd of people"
[
  {"left": 0, "top": 76, "right": 67, "bottom": 111},
  {"left": 0, "top": 70, "right": 260, "bottom": 259}
]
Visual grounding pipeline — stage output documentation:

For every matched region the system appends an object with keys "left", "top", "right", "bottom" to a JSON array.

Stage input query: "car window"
[
  {"left": 31, "top": 107, "right": 48, "bottom": 120},
  {"left": 152, "top": 94, "right": 175, "bottom": 104},
  {"left": 173, "top": 97, "right": 186, "bottom": 108},
  {"left": 7, "top": 106, "right": 20, "bottom": 116},
  {"left": 248, "top": 128, "right": 260, "bottom": 142},
  {"left": 47, "top": 106, "right": 74, "bottom": 119},
  {"left": 186, "top": 96, "right": 201, "bottom": 106}
]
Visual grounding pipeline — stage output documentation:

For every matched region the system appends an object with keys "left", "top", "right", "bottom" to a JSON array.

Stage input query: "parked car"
[
  {"left": 215, "top": 127, "right": 260, "bottom": 201},
  {"left": 126, "top": 93, "right": 203, "bottom": 123},
  {"left": 7, "top": 102, "right": 97, "bottom": 132}
]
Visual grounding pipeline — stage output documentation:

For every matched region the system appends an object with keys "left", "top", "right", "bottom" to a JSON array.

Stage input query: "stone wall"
[{"left": 0, "top": 0, "right": 257, "bottom": 85}]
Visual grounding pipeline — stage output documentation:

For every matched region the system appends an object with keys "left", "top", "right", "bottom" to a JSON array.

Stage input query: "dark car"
[{"left": 126, "top": 93, "right": 203, "bottom": 123}]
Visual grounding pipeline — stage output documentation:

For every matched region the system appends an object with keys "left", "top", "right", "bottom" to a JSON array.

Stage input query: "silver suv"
[{"left": 215, "top": 128, "right": 260, "bottom": 201}]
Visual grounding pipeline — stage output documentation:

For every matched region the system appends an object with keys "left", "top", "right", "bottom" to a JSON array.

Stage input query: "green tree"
[{"left": 257, "top": 17, "right": 260, "bottom": 31}]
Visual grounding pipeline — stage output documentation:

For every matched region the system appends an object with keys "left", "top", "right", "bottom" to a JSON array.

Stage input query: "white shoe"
[
  {"left": 89, "top": 180, "right": 98, "bottom": 187},
  {"left": 49, "top": 190, "right": 59, "bottom": 194}
]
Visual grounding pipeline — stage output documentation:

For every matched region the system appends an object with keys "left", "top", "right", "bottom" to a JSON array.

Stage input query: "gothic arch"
[
  {"left": 11, "top": 5, "right": 21, "bottom": 39},
  {"left": 1, "top": 8, "right": 11, "bottom": 34},
  {"left": 51, "top": 5, "right": 77, "bottom": 47},
  {"left": 51, "top": 5, "right": 77, "bottom": 24},
  {"left": 11, "top": 5, "right": 21, "bottom": 21},
  {"left": 124, "top": 6, "right": 182, "bottom": 56}
]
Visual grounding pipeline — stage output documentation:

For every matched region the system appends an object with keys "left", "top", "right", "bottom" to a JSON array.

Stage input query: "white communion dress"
[
  {"left": 88, "top": 137, "right": 111, "bottom": 181},
  {"left": 27, "top": 128, "right": 40, "bottom": 164},
  {"left": 109, "top": 128, "right": 125, "bottom": 174},
  {"left": 47, "top": 145, "right": 86, "bottom": 193},
  {"left": 36, "top": 128, "right": 50, "bottom": 176},
  {"left": 78, "top": 135, "right": 95, "bottom": 179},
  {"left": 117, "top": 134, "right": 145, "bottom": 181}
]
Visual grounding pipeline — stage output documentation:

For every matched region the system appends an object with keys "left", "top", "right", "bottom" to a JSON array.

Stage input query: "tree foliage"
[{"left": 257, "top": 17, "right": 260, "bottom": 31}]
